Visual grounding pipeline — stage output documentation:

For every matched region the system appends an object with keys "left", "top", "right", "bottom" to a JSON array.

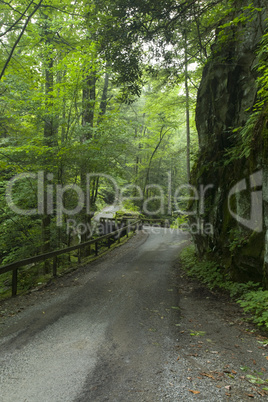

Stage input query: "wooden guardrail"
[
  {"left": 0, "top": 220, "right": 140, "bottom": 297},
  {"left": 99, "top": 215, "right": 170, "bottom": 227},
  {"left": 100, "top": 215, "right": 140, "bottom": 223},
  {"left": 141, "top": 218, "right": 170, "bottom": 227},
  {"left": 101, "top": 215, "right": 171, "bottom": 227}
]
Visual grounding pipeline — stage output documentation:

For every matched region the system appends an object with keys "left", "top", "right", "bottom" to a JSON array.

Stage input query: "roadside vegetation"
[{"left": 180, "top": 245, "right": 268, "bottom": 331}]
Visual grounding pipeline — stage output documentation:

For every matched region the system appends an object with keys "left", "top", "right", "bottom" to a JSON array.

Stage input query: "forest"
[
  {"left": 0, "top": 0, "right": 268, "bottom": 308},
  {"left": 0, "top": 0, "right": 221, "bottom": 264}
]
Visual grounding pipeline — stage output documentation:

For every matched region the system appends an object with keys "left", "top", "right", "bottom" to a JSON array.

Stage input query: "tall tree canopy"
[{"left": 0, "top": 0, "right": 229, "bottom": 266}]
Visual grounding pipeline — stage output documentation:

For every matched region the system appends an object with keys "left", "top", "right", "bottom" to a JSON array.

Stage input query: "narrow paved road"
[
  {"left": 0, "top": 228, "right": 189, "bottom": 401},
  {"left": 1, "top": 229, "right": 267, "bottom": 401}
]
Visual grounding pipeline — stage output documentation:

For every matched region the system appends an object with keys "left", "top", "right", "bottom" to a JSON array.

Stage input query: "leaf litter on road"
[{"left": 189, "top": 389, "right": 201, "bottom": 394}]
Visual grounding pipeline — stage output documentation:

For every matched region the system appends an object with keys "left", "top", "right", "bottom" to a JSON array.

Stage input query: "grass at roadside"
[{"left": 180, "top": 245, "right": 268, "bottom": 331}]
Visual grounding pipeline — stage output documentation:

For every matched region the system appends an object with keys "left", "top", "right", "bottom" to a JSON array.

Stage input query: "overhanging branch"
[{"left": 0, "top": 0, "right": 43, "bottom": 81}]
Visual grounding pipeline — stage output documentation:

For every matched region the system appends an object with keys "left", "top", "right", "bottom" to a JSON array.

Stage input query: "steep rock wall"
[{"left": 191, "top": 1, "right": 268, "bottom": 286}]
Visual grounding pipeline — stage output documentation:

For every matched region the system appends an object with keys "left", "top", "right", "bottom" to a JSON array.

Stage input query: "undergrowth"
[{"left": 180, "top": 245, "right": 268, "bottom": 331}]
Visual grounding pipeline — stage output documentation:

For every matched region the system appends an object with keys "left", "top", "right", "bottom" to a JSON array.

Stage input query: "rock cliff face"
[{"left": 191, "top": 1, "right": 268, "bottom": 286}]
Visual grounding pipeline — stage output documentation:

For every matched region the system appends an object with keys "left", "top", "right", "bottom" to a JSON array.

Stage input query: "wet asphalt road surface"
[
  {"left": 1, "top": 228, "right": 267, "bottom": 401},
  {"left": 0, "top": 228, "right": 189, "bottom": 401}
]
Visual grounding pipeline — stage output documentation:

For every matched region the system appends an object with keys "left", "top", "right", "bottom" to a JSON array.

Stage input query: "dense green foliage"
[{"left": 0, "top": 0, "right": 226, "bottom": 268}]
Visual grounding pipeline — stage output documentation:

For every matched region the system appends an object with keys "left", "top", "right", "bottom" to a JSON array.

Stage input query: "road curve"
[{"left": 0, "top": 228, "right": 189, "bottom": 402}]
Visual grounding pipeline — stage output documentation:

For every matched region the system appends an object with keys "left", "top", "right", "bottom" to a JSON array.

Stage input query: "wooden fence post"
[
  {"left": 53, "top": 256, "right": 57, "bottom": 277},
  {"left": 12, "top": 269, "right": 18, "bottom": 297}
]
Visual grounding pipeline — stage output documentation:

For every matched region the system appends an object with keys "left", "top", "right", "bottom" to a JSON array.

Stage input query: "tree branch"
[
  {"left": 0, "top": 0, "right": 43, "bottom": 81},
  {"left": 0, "top": 0, "right": 24, "bottom": 16},
  {"left": 0, "top": 0, "right": 35, "bottom": 38}
]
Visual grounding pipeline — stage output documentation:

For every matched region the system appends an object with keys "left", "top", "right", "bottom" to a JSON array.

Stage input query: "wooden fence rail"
[
  {"left": 0, "top": 220, "right": 141, "bottom": 297},
  {"left": 141, "top": 218, "right": 170, "bottom": 227}
]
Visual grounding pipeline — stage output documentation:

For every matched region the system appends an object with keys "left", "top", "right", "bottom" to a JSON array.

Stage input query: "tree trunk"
[
  {"left": 44, "top": 57, "right": 55, "bottom": 145},
  {"left": 184, "top": 31, "right": 191, "bottom": 184},
  {"left": 42, "top": 13, "right": 56, "bottom": 273},
  {"left": 97, "top": 72, "right": 109, "bottom": 125},
  {"left": 82, "top": 70, "right": 96, "bottom": 136},
  {"left": 80, "top": 70, "right": 97, "bottom": 247}
]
